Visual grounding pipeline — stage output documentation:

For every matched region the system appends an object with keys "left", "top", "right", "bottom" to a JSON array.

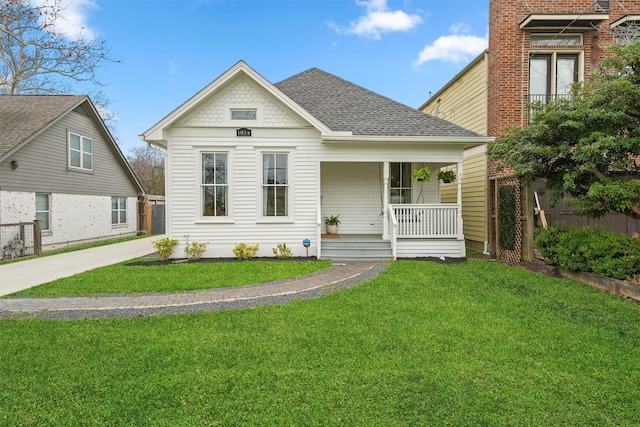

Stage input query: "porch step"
[{"left": 321, "top": 237, "right": 393, "bottom": 261}]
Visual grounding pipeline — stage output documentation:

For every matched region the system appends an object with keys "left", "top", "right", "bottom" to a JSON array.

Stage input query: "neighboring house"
[
  {"left": 421, "top": 0, "right": 640, "bottom": 259},
  {"left": 141, "top": 61, "right": 492, "bottom": 260},
  {"left": 421, "top": 52, "right": 489, "bottom": 253},
  {"left": 0, "top": 95, "right": 144, "bottom": 251}
]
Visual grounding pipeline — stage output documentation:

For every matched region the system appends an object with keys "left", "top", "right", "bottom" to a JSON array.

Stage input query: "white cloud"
[
  {"left": 414, "top": 24, "right": 487, "bottom": 65},
  {"left": 332, "top": 0, "right": 423, "bottom": 40},
  {"left": 34, "top": 0, "right": 98, "bottom": 39}
]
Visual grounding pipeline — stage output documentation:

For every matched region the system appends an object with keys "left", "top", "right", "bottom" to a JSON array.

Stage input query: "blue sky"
[{"left": 51, "top": 0, "right": 488, "bottom": 153}]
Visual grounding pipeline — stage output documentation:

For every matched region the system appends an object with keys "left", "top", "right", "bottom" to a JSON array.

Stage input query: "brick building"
[{"left": 422, "top": 0, "right": 640, "bottom": 260}]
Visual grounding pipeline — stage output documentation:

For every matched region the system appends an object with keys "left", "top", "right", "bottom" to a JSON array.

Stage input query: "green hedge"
[
  {"left": 534, "top": 223, "right": 640, "bottom": 280},
  {"left": 498, "top": 185, "right": 516, "bottom": 251}
]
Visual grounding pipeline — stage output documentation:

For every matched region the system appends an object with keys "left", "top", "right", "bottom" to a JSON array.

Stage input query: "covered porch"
[{"left": 318, "top": 160, "right": 465, "bottom": 260}]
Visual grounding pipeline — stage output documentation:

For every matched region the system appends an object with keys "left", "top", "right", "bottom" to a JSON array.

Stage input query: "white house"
[
  {"left": 141, "top": 61, "right": 492, "bottom": 260},
  {"left": 0, "top": 95, "right": 144, "bottom": 253}
]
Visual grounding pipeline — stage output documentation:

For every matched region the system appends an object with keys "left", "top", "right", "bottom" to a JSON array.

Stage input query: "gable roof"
[
  {"left": 141, "top": 61, "right": 332, "bottom": 145},
  {"left": 0, "top": 95, "right": 86, "bottom": 158},
  {"left": 275, "top": 68, "right": 483, "bottom": 138},
  {"left": 0, "top": 94, "right": 144, "bottom": 193},
  {"left": 141, "top": 60, "right": 492, "bottom": 147}
]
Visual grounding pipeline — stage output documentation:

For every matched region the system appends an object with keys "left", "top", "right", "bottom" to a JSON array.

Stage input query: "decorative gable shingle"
[{"left": 275, "top": 68, "right": 482, "bottom": 138}]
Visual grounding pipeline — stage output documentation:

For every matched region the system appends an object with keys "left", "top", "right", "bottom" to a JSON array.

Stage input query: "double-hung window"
[
  {"left": 262, "top": 153, "right": 288, "bottom": 217},
  {"left": 35, "top": 193, "right": 50, "bottom": 231},
  {"left": 390, "top": 162, "right": 412, "bottom": 204},
  {"left": 69, "top": 132, "right": 93, "bottom": 170},
  {"left": 202, "top": 153, "right": 228, "bottom": 217},
  {"left": 111, "top": 197, "right": 127, "bottom": 225}
]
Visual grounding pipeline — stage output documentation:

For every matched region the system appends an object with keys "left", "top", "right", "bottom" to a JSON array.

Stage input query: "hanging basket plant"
[
  {"left": 412, "top": 166, "right": 432, "bottom": 182},
  {"left": 438, "top": 170, "right": 457, "bottom": 183}
]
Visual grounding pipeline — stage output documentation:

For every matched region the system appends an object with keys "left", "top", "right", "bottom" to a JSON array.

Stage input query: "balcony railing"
[
  {"left": 527, "top": 93, "right": 573, "bottom": 123},
  {"left": 527, "top": 93, "right": 573, "bottom": 104},
  {"left": 391, "top": 204, "right": 459, "bottom": 238}
]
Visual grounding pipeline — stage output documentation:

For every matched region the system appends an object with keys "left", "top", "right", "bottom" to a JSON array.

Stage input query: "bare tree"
[
  {"left": 0, "top": 0, "right": 115, "bottom": 94},
  {"left": 127, "top": 146, "right": 165, "bottom": 196}
]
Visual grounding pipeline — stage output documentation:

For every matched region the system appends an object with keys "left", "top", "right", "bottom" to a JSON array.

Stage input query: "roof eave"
[{"left": 321, "top": 134, "right": 494, "bottom": 149}]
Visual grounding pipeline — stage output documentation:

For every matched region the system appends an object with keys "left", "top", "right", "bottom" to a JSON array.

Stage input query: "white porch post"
[
  {"left": 382, "top": 161, "right": 390, "bottom": 240},
  {"left": 456, "top": 161, "right": 464, "bottom": 240}
]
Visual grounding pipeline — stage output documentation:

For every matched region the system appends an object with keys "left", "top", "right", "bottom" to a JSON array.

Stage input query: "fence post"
[{"left": 33, "top": 220, "right": 42, "bottom": 256}]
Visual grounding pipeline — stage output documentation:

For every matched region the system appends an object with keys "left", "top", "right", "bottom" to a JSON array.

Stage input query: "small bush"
[
  {"left": 184, "top": 241, "right": 208, "bottom": 261},
  {"left": 233, "top": 243, "right": 259, "bottom": 260},
  {"left": 152, "top": 238, "right": 179, "bottom": 261},
  {"left": 272, "top": 243, "right": 294, "bottom": 259},
  {"left": 535, "top": 223, "right": 640, "bottom": 280}
]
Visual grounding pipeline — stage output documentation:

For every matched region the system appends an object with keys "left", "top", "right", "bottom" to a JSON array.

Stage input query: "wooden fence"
[{"left": 0, "top": 221, "right": 42, "bottom": 260}]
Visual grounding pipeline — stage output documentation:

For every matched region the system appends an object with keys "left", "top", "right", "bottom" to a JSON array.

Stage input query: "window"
[
  {"left": 202, "top": 153, "right": 228, "bottom": 217},
  {"left": 111, "top": 197, "right": 126, "bottom": 225},
  {"left": 529, "top": 53, "right": 579, "bottom": 103},
  {"left": 596, "top": 0, "right": 610, "bottom": 12},
  {"left": 530, "top": 35, "right": 581, "bottom": 46},
  {"left": 231, "top": 109, "right": 257, "bottom": 120},
  {"left": 390, "top": 163, "right": 412, "bottom": 204},
  {"left": 69, "top": 132, "right": 93, "bottom": 170},
  {"left": 35, "top": 193, "right": 50, "bottom": 231},
  {"left": 262, "top": 153, "right": 288, "bottom": 217}
]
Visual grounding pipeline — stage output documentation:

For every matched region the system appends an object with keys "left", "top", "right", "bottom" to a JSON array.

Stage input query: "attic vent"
[
  {"left": 595, "top": 0, "right": 610, "bottom": 12},
  {"left": 73, "top": 104, "right": 89, "bottom": 117}
]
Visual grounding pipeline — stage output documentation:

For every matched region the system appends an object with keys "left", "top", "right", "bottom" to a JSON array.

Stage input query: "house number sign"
[{"left": 236, "top": 128, "right": 252, "bottom": 137}]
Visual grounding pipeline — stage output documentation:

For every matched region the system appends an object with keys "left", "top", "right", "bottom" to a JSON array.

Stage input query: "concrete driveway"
[{"left": 0, "top": 236, "right": 158, "bottom": 297}]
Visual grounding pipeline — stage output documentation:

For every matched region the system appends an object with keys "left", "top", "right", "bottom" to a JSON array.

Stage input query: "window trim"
[
  {"left": 68, "top": 131, "right": 93, "bottom": 171},
  {"left": 35, "top": 193, "right": 50, "bottom": 232},
  {"left": 111, "top": 196, "right": 127, "bottom": 226},
  {"left": 257, "top": 150, "right": 294, "bottom": 223},
  {"left": 196, "top": 149, "right": 234, "bottom": 223}
]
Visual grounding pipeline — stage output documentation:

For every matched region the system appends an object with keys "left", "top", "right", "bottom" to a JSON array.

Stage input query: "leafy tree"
[
  {"left": 489, "top": 42, "right": 640, "bottom": 220},
  {"left": 127, "top": 146, "right": 165, "bottom": 196},
  {"left": 0, "top": 0, "right": 114, "bottom": 94}
]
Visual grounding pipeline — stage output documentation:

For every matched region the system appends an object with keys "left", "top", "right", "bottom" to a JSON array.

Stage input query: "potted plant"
[
  {"left": 412, "top": 166, "right": 432, "bottom": 182},
  {"left": 324, "top": 214, "right": 341, "bottom": 234},
  {"left": 438, "top": 170, "right": 456, "bottom": 183}
]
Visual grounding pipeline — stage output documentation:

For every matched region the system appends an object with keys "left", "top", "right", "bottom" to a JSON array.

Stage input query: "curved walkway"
[{"left": 0, "top": 261, "right": 388, "bottom": 320}]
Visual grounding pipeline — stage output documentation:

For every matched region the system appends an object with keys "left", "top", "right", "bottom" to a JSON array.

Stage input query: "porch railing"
[{"left": 391, "top": 204, "right": 459, "bottom": 238}]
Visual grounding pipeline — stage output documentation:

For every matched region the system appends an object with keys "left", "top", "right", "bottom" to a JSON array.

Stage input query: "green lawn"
[
  {"left": 1, "top": 260, "right": 639, "bottom": 426},
  {"left": 9, "top": 260, "right": 332, "bottom": 297}
]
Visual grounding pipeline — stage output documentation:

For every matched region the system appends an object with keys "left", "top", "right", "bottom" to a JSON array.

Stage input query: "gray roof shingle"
[
  {"left": 0, "top": 95, "right": 85, "bottom": 157},
  {"left": 275, "top": 68, "right": 481, "bottom": 138}
]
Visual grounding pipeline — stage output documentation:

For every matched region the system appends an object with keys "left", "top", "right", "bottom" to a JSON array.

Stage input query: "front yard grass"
[
  {"left": 8, "top": 260, "right": 332, "bottom": 297},
  {"left": 2, "top": 260, "right": 640, "bottom": 425}
]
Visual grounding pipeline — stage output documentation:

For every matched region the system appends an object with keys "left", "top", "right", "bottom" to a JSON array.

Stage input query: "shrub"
[
  {"left": 184, "top": 241, "right": 208, "bottom": 261},
  {"left": 272, "top": 243, "right": 294, "bottom": 259},
  {"left": 233, "top": 243, "right": 259, "bottom": 260},
  {"left": 498, "top": 185, "right": 516, "bottom": 250},
  {"left": 152, "top": 237, "right": 179, "bottom": 261},
  {"left": 534, "top": 224, "right": 640, "bottom": 280}
]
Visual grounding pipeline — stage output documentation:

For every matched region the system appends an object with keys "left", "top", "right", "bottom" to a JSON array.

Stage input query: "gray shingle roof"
[
  {"left": 0, "top": 95, "right": 85, "bottom": 157},
  {"left": 275, "top": 68, "right": 481, "bottom": 138}
]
